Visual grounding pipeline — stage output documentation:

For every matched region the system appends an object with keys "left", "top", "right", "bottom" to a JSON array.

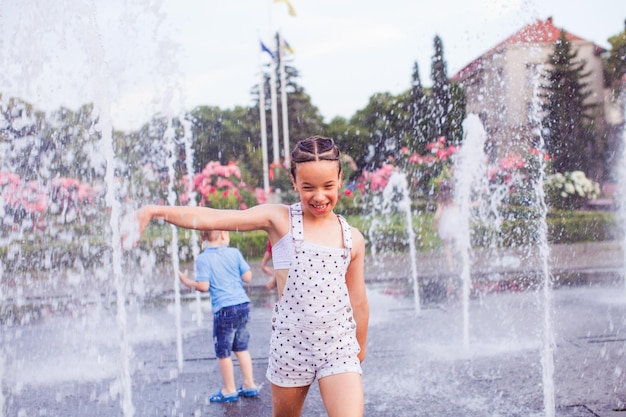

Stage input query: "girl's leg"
[
  {"left": 318, "top": 373, "right": 363, "bottom": 417},
  {"left": 444, "top": 241, "right": 454, "bottom": 273},
  {"left": 233, "top": 350, "right": 256, "bottom": 388},
  {"left": 271, "top": 383, "right": 310, "bottom": 417}
]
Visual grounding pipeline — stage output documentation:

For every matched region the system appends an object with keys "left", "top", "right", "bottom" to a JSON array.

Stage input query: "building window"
[{"left": 525, "top": 63, "right": 539, "bottom": 87}]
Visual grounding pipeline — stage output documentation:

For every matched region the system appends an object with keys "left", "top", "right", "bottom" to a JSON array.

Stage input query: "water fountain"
[
  {"left": 1, "top": 2, "right": 625, "bottom": 417},
  {"left": 451, "top": 114, "right": 488, "bottom": 347},
  {"left": 379, "top": 170, "right": 421, "bottom": 314}
]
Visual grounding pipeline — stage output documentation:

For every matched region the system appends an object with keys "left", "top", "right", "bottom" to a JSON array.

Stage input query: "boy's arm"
[
  {"left": 178, "top": 269, "right": 209, "bottom": 292},
  {"left": 345, "top": 228, "right": 369, "bottom": 363},
  {"left": 241, "top": 270, "right": 253, "bottom": 283}
]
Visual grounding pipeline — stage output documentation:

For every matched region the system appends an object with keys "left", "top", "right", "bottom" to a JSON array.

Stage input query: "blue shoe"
[
  {"left": 209, "top": 390, "right": 239, "bottom": 403},
  {"left": 237, "top": 385, "right": 260, "bottom": 397}
]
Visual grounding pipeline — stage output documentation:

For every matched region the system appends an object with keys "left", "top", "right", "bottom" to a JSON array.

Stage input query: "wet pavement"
[{"left": 2, "top": 241, "right": 625, "bottom": 416}]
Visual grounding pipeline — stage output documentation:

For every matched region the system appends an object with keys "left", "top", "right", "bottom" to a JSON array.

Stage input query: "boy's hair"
[
  {"left": 290, "top": 136, "right": 341, "bottom": 179},
  {"left": 201, "top": 230, "right": 224, "bottom": 242}
]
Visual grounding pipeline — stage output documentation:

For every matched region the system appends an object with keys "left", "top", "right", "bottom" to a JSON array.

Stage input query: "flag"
[
  {"left": 274, "top": 0, "right": 296, "bottom": 17},
  {"left": 283, "top": 39, "right": 295, "bottom": 55},
  {"left": 260, "top": 41, "right": 274, "bottom": 59}
]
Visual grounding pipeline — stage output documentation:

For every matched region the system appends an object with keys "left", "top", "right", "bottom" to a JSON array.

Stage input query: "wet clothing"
[
  {"left": 195, "top": 245, "right": 252, "bottom": 358},
  {"left": 438, "top": 204, "right": 461, "bottom": 242},
  {"left": 271, "top": 230, "right": 294, "bottom": 270},
  {"left": 266, "top": 203, "right": 362, "bottom": 387},
  {"left": 213, "top": 302, "right": 250, "bottom": 358},
  {"left": 195, "top": 245, "right": 251, "bottom": 313}
]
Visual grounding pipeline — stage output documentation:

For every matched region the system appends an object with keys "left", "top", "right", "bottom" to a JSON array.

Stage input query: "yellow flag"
[
  {"left": 274, "top": 0, "right": 296, "bottom": 17},
  {"left": 283, "top": 39, "right": 295, "bottom": 55}
]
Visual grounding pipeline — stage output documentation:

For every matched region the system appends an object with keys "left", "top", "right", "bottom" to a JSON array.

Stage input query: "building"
[{"left": 452, "top": 17, "right": 623, "bottom": 181}]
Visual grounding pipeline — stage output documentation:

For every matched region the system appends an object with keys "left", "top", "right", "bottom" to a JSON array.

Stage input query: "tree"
[
  {"left": 0, "top": 98, "right": 103, "bottom": 184},
  {"left": 349, "top": 92, "right": 408, "bottom": 174},
  {"left": 430, "top": 35, "right": 452, "bottom": 141},
  {"left": 604, "top": 20, "right": 626, "bottom": 93},
  {"left": 189, "top": 106, "right": 258, "bottom": 172},
  {"left": 603, "top": 21, "right": 626, "bottom": 181},
  {"left": 447, "top": 82, "right": 466, "bottom": 145},
  {"left": 406, "top": 61, "right": 429, "bottom": 155},
  {"left": 540, "top": 30, "right": 597, "bottom": 174}
]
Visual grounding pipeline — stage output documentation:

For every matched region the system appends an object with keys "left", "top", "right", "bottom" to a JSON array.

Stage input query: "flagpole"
[
  {"left": 258, "top": 57, "right": 270, "bottom": 194},
  {"left": 269, "top": 46, "right": 280, "bottom": 166},
  {"left": 278, "top": 32, "right": 290, "bottom": 168}
]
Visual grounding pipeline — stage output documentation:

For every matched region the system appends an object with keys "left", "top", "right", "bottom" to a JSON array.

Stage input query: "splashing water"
[
  {"left": 381, "top": 171, "right": 421, "bottom": 314},
  {"left": 164, "top": 120, "right": 184, "bottom": 372},
  {"left": 81, "top": 5, "right": 134, "bottom": 416},
  {"left": 452, "top": 114, "right": 488, "bottom": 347},
  {"left": 180, "top": 116, "right": 203, "bottom": 326},
  {"left": 529, "top": 63, "right": 556, "bottom": 417},
  {"left": 620, "top": 102, "right": 626, "bottom": 297}
]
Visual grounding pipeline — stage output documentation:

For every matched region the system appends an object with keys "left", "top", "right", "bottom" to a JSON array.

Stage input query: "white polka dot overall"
[{"left": 266, "top": 203, "right": 362, "bottom": 387}]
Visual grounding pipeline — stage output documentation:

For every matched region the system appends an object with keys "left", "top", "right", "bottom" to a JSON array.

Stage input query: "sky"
[{"left": 1, "top": 0, "right": 625, "bottom": 131}]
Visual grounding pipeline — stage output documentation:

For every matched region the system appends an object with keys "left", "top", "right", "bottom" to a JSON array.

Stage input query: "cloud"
[{"left": 475, "top": 0, "right": 525, "bottom": 18}]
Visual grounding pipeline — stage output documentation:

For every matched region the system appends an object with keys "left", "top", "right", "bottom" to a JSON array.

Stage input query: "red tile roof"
[{"left": 452, "top": 17, "right": 604, "bottom": 81}]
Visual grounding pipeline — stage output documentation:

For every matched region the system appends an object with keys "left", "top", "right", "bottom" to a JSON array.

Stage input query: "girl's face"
[{"left": 292, "top": 160, "right": 342, "bottom": 217}]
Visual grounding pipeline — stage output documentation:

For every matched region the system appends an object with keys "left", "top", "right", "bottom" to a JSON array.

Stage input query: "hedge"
[{"left": 1, "top": 210, "right": 620, "bottom": 272}]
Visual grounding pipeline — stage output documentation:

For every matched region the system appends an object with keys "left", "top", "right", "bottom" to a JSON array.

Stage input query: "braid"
[{"left": 290, "top": 136, "right": 341, "bottom": 178}]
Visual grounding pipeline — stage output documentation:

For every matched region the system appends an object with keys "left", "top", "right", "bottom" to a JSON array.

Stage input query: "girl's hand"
[
  {"left": 358, "top": 346, "right": 366, "bottom": 363},
  {"left": 120, "top": 206, "right": 153, "bottom": 249}
]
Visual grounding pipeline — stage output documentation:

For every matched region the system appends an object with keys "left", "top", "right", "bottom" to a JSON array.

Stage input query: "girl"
[
  {"left": 130, "top": 136, "right": 369, "bottom": 417},
  {"left": 432, "top": 181, "right": 461, "bottom": 297}
]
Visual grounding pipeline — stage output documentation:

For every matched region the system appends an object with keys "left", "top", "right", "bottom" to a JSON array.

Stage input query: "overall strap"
[
  {"left": 337, "top": 214, "right": 353, "bottom": 259},
  {"left": 289, "top": 203, "right": 304, "bottom": 248}
]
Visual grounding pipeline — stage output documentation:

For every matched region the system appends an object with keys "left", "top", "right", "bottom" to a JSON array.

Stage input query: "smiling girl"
[{"left": 131, "top": 136, "right": 369, "bottom": 417}]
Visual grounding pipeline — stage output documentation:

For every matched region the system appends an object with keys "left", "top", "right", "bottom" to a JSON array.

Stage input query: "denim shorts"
[{"left": 213, "top": 302, "right": 250, "bottom": 358}]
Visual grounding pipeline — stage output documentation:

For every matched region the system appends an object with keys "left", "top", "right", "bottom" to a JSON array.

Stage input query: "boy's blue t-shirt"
[{"left": 195, "top": 245, "right": 251, "bottom": 313}]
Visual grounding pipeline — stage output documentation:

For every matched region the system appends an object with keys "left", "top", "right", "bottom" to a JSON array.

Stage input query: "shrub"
[{"left": 544, "top": 171, "right": 601, "bottom": 210}]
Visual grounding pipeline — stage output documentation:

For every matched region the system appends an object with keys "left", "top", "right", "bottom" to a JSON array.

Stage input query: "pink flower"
[{"left": 408, "top": 153, "right": 422, "bottom": 164}]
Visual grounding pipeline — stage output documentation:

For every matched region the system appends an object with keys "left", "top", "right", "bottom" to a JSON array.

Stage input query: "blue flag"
[{"left": 260, "top": 41, "right": 274, "bottom": 59}]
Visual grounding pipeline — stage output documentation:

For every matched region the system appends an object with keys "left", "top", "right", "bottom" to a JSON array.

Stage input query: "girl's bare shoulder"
[
  {"left": 349, "top": 226, "right": 365, "bottom": 257},
  {"left": 251, "top": 203, "right": 290, "bottom": 239}
]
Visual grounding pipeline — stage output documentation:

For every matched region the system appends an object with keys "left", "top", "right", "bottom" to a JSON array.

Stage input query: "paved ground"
[{"left": 1, "top": 241, "right": 625, "bottom": 416}]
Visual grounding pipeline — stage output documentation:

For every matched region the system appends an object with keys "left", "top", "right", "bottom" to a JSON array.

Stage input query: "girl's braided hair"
[{"left": 290, "top": 136, "right": 341, "bottom": 179}]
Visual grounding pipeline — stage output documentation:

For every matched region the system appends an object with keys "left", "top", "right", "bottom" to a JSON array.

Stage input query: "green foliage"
[
  {"left": 349, "top": 92, "right": 407, "bottom": 172},
  {"left": 430, "top": 35, "right": 452, "bottom": 141},
  {"left": 407, "top": 61, "right": 429, "bottom": 155},
  {"left": 540, "top": 30, "right": 598, "bottom": 175},
  {"left": 0, "top": 209, "right": 619, "bottom": 273},
  {"left": 471, "top": 209, "right": 618, "bottom": 247},
  {"left": 546, "top": 210, "right": 619, "bottom": 243},
  {"left": 604, "top": 21, "right": 626, "bottom": 92},
  {"left": 189, "top": 105, "right": 258, "bottom": 175}
]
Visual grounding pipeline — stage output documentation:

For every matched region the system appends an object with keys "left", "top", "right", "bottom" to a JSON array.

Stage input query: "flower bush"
[
  {"left": 343, "top": 137, "right": 459, "bottom": 211},
  {"left": 544, "top": 171, "right": 601, "bottom": 209},
  {"left": 189, "top": 161, "right": 268, "bottom": 210},
  {"left": 484, "top": 148, "right": 554, "bottom": 206},
  {"left": 0, "top": 172, "right": 100, "bottom": 231},
  {"left": 402, "top": 137, "right": 458, "bottom": 197}
]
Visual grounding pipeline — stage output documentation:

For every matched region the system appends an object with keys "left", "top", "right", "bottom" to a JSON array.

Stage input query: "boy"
[{"left": 179, "top": 230, "right": 259, "bottom": 403}]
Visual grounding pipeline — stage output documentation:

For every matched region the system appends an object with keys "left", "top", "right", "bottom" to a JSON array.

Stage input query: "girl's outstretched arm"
[
  {"left": 128, "top": 203, "right": 288, "bottom": 246},
  {"left": 345, "top": 228, "right": 369, "bottom": 363}
]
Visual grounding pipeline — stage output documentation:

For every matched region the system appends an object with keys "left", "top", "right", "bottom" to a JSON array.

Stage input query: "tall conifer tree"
[
  {"left": 430, "top": 35, "right": 451, "bottom": 141},
  {"left": 540, "top": 30, "right": 596, "bottom": 174},
  {"left": 408, "top": 61, "right": 429, "bottom": 155}
]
